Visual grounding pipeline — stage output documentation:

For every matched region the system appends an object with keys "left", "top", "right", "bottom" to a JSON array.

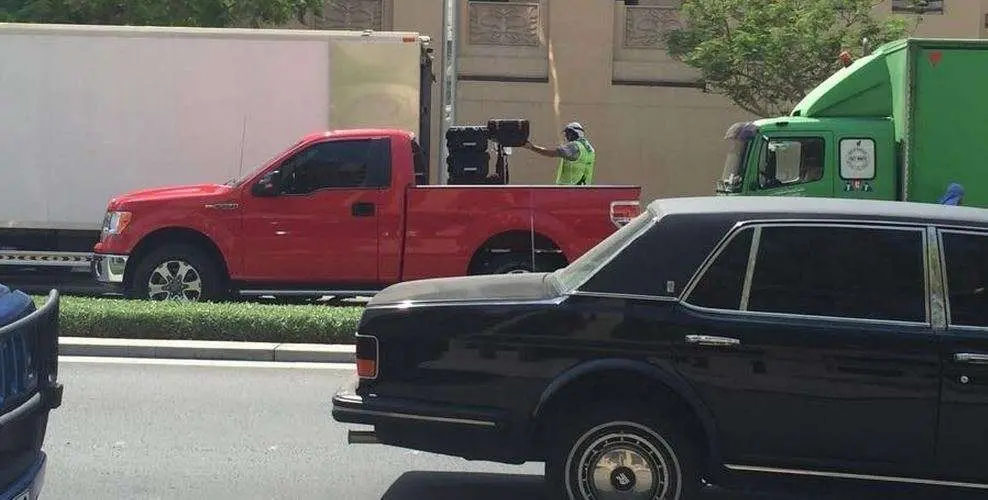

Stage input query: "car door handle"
[
  {"left": 954, "top": 353, "right": 988, "bottom": 365},
  {"left": 685, "top": 335, "right": 741, "bottom": 347},
  {"left": 351, "top": 202, "right": 375, "bottom": 217}
]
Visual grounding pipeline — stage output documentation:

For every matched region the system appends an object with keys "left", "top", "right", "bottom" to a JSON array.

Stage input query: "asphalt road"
[{"left": 39, "top": 358, "right": 978, "bottom": 500}]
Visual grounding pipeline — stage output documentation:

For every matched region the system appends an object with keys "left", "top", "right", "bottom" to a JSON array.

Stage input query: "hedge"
[{"left": 31, "top": 295, "right": 363, "bottom": 344}]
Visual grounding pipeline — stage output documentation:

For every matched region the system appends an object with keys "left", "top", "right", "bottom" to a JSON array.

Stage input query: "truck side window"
[
  {"left": 281, "top": 138, "right": 391, "bottom": 195},
  {"left": 758, "top": 138, "right": 825, "bottom": 189},
  {"left": 747, "top": 225, "right": 926, "bottom": 322},
  {"left": 941, "top": 231, "right": 988, "bottom": 328}
]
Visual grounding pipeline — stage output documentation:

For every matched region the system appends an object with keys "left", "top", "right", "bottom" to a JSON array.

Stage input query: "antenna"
[{"left": 238, "top": 115, "right": 248, "bottom": 177}]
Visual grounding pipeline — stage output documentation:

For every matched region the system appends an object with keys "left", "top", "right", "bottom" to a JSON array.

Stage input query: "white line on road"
[{"left": 58, "top": 355, "right": 357, "bottom": 370}]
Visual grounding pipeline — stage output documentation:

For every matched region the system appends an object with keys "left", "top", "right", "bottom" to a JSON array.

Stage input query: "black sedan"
[{"left": 333, "top": 196, "right": 988, "bottom": 499}]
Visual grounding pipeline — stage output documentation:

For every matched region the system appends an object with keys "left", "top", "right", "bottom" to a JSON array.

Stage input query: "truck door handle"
[
  {"left": 351, "top": 202, "right": 375, "bottom": 217},
  {"left": 685, "top": 335, "right": 741, "bottom": 347},
  {"left": 954, "top": 353, "right": 988, "bottom": 365}
]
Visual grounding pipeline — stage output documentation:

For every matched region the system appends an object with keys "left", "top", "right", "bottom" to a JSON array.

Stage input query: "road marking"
[{"left": 58, "top": 356, "right": 356, "bottom": 370}]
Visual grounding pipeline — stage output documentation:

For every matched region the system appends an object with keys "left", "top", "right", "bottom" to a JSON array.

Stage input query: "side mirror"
[{"left": 251, "top": 170, "right": 281, "bottom": 197}]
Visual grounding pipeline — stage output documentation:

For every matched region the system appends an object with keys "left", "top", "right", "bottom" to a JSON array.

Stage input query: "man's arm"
[{"left": 525, "top": 141, "right": 580, "bottom": 161}]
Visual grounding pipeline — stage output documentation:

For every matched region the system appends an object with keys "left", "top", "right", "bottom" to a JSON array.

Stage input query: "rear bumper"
[
  {"left": 92, "top": 254, "right": 128, "bottom": 284},
  {"left": 332, "top": 388, "right": 530, "bottom": 464},
  {"left": 0, "top": 452, "right": 46, "bottom": 500}
]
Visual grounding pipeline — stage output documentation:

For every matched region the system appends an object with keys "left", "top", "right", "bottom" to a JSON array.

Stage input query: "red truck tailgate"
[{"left": 399, "top": 185, "right": 642, "bottom": 282}]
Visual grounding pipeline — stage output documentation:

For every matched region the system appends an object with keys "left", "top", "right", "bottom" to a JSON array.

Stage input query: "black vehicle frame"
[
  {"left": 0, "top": 289, "right": 63, "bottom": 500},
  {"left": 333, "top": 196, "right": 988, "bottom": 499}
]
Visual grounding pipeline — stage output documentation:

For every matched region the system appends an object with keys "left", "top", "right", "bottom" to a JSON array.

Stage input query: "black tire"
[
  {"left": 128, "top": 244, "right": 226, "bottom": 302},
  {"left": 545, "top": 405, "right": 701, "bottom": 500},
  {"left": 484, "top": 252, "right": 560, "bottom": 274}
]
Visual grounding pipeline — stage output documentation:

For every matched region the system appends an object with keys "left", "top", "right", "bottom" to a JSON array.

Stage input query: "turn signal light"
[
  {"left": 355, "top": 334, "right": 379, "bottom": 379},
  {"left": 610, "top": 201, "right": 641, "bottom": 228},
  {"left": 356, "top": 358, "right": 377, "bottom": 379}
]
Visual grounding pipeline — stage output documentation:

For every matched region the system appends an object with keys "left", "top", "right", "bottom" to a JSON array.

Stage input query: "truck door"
[
  {"left": 241, "top": 138, "right": 390, "bottom": 285},
  {"left": 745, "top": 133, "right": 835, "bottom": 198}
]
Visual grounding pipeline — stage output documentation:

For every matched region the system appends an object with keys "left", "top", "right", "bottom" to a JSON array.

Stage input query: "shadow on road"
[
  {"left": 379, "top": 471, "right": 988, "bottom": 500},
  {"left": 381, "top": 471, "right": 548, "bottom": 500},
  {"left": 377, "top": 471, "right": 799, "bottom": 500}
]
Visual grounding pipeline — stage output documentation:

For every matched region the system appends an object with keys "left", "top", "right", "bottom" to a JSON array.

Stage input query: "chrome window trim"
[
  {"left": 738, "top": 226, "right": 762, "bottom": 311},
  {"left": 680, "top": 300, "right": 931, "bottom": 329},
  {"left": 568, "top": 291, "right": 677, "bottom": 302},
  {"left": 365, "top": 296, "right": 567, "bottom": 310},
  {"left": 678, "top": 221, "right": 751, "bottom": 302},
  {"left": 926, "top": 226, "right": 947, "bottom": 332},
  {"left": 680, "top": 220, "right": 932, "bottom": 326},
  {"left": 724, "top": 464, "right": 988, "bottom": 490},
  {"left": 937, "top": 227, "right": 988, "bottom": 331}
]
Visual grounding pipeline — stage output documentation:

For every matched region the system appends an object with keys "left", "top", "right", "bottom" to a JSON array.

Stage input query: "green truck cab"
[{"left": 718, "top": 38, "right": 987, "bottom": 206}]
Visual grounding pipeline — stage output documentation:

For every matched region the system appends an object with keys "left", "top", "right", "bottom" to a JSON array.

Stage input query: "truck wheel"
[
  {"left": 545, "top": 405, "right": 701, "bottom": 500},
  {"left": 129, "top": 244, "right": 225, "bottom": 302},
  {"left": 484, "top": 253, "right": 557, "bottom": 274}
]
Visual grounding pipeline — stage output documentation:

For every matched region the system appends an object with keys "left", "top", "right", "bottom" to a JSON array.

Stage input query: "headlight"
[{"left": 101, "top": 211, "right": 133, "bottom": 236}]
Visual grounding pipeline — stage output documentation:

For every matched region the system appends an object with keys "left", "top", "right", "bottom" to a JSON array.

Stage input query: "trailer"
[{"left": 0, "top": 22, "right": 433, "bottom": 286}]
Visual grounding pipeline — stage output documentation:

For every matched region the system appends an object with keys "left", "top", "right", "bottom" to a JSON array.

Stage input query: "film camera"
[{"left": 445, "top": 119, "right": 529, "bottom": 185}]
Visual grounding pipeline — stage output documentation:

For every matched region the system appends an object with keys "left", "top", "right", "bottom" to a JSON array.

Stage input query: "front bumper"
[
  {"left": 0, "top": 452, "right": 47, "bottom": 500},
  {"left": 92, "top": 254, "right": 128, "bottom": 284},
  {"left": 332, "top": 388, "right": 529, "bottom": 463}
]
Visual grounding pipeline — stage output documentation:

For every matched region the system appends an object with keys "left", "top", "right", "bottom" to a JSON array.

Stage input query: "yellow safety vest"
[{"left": 555, "top": 138, "right": 596, "bottom": 185}]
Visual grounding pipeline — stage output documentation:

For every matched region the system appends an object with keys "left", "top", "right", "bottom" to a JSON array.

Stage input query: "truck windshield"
[
  {"left": 224, "top": 138, "right": 305, "bottom": 188},
  {"left": 716, "top": 121, "right": 758, "bottom": 193},
  {"left": 549, "top": 211, "right": 655, "bottom": 294}
]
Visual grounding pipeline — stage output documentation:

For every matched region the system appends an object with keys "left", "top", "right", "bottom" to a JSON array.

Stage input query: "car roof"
[{"left": 648, "top": 196, "right": 988, "bottom": 228}]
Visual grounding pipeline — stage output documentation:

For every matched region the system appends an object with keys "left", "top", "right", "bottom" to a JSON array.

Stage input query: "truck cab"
[
  {"left": 718, "top": 116, "right": 896, "bottom": 201},
  {"left": 717, "top": 37, "right": 988, "bottom": 206}
]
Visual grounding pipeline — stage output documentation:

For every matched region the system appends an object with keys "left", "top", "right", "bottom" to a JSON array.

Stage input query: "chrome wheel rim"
[
  {"left": 567, "top": 422, "right": 681, "bottom": 500},
  {"left": 148, "top": 260, "right": 202, "bottom": 302}
]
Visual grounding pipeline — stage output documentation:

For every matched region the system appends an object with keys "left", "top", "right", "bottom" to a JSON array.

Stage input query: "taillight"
[
  {"left": 610, "top": 201, "right": 641, "bottom": 228},
  {"left": 355, "top": 334, "right": 378, "bottom": 379}
]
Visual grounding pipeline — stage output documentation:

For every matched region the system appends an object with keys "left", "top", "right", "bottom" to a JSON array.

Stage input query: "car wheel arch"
[
  {"left": 529, "top": 358, "right": 721, "bottom": 466},
  {"left": 125, "top": 227, "right": 229, "bottom": 287}
]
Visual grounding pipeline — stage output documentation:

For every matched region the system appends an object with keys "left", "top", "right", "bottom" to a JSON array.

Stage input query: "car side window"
[
  {"left": 941, "top": 231, "right": 988, "bottom": 328},
  {"left": 687, "top": 227, "right": 754, "bottom": 310},
  {"left": 758, "top": 138, "right": 825, "bottom": 189},
  {"left": 747, "top": 225, "right": 926, "bottom": 322},
  {"left": 282, "top": 138, "right": 390, "bottom": 195}
]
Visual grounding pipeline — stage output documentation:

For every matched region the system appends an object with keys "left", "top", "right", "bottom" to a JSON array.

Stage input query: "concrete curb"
[{"left": 59, "top": 337, "right": 355, "bottom": 363}]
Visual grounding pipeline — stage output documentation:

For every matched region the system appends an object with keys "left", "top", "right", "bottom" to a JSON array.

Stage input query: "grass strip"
[{"left": 32, "top": 295, "right": 363, "bottom": 344}]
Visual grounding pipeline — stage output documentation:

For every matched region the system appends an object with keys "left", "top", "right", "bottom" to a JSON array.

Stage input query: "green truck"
[{"left": 718, "top": 38, "right": 986, "bottom": 207}]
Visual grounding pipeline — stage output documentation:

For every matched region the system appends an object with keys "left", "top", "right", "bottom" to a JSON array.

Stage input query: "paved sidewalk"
[{"left": 59, "top": 337, "right": 355, "bottom": 363}]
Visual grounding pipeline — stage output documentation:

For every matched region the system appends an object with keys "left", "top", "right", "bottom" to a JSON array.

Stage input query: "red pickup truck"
[{"left": 92, "top": 128, "right": 641, "bottom": 301}]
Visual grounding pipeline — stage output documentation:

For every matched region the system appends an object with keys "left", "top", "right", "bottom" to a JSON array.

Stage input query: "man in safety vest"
[{"left": 522, "top": 122, "right": 596, "bottom": 185}]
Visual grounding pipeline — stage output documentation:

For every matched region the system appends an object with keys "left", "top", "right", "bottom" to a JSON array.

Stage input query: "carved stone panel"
[
  {"left": 624, "top": 6, "right": 683, "bottom": 50},
  {"left": 468, "top": 2, "right": 541, "bottom": 47},
  {"left": 317, "top": 0, "right": 386, "bottom": 30}
]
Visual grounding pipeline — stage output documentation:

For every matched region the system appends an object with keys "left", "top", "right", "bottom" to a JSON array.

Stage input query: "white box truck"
[{"left": 0, "top": 22, "right": 433, "bottom": 290}]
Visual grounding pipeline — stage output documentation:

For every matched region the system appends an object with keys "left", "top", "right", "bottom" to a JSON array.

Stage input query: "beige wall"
[{"left": 308, "top": 0, "right": 987, "bottom": 203}]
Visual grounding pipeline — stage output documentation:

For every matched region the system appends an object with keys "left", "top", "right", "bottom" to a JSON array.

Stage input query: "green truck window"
[{"left": 758, "top": 137, "right": 825, "bottom": 189}]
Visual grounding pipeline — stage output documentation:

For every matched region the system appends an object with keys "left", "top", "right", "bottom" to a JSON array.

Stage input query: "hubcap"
[
  {"left": 147, "top": 260, "right": 203, "bottom": 302},
  {"left": 575, "top": 429, "right": 673, "bottom": 500}
]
